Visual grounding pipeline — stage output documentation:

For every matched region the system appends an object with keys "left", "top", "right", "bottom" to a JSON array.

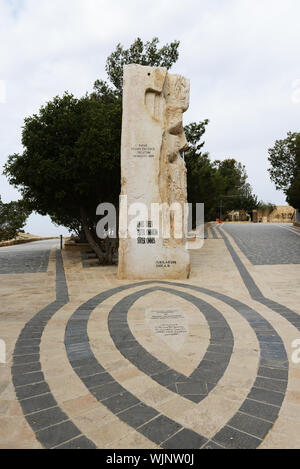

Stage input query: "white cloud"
[
  {"left": 0, "top": 80, "right": 6, "bottom": 103},
  {"left": 1, "top": 0, "right": 300, "bottom": 234}
]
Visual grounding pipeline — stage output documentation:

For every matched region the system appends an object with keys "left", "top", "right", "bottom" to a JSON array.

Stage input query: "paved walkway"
[
  {"left": 0, "top": 225, "right": 300, "bottom": 449},
  {"left": 0, "top": 239, "right": 58, "bottom": 274}
]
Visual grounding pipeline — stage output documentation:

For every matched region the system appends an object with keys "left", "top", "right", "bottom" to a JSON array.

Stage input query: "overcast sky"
[{"left": 1, "top": 0, "right": 300, "bottom": 235}]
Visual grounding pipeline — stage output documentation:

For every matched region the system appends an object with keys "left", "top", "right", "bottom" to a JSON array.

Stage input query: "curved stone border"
[
  {"left": 65, "top": 284, "right": 209, "bottom": 449},
  {"left": 108, "top": 286, "right": 233, "bottom": 403},
  {"left": 159, "top": 281, "right": 288, "bottom": 448},
  {"left": 65, "top": 280, "right": 287, "bottom": 449},
  {"left": 11, "top": 232, "right": 296, "bottom": 449},
  {"left": 12, "top": 251, "right": 97, "bottom": 449}
]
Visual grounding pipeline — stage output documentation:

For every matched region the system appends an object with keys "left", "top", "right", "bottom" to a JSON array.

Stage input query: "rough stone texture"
[{"left": 118, "top": 64, "right": 190, "bottom": 280}]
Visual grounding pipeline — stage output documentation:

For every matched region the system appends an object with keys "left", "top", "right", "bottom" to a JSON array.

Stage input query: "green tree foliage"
[
  {"left": 185, "top": 122, "right": 258, "bottom": 220},
  {"left": 103, "top": 37, "right": 180, "bottom": 94},
  {"left": 257, "top": 201, "right": 276, "bottom": 212},
  {"left": 0, "top": 196, "right": 30, "bottom": 241},
  {"left": 286, "top": 176, "right": 300, "bottom": 209},
  {"left": 3, "top": 38, "right": 181, "bottom": 263},
  {"left": 4, "top": 92, "right": 122, "bottom": 262},
  {"left": 185, "top": 120, "right": 222, "bottom": 221},
  {"left": 286, "top": 152, "right": 300, "bottom": 209},
  {"left": 268, "top": 132, "right": 300, "bottom": 192},
  {"left": 214, "top": 159, "right": 247, "bottom": 194},
  {"left": 3, "top": 37, "right": 258, "bottom": 264},
  {"left": 268, "top": 132, "right": 300, "bottom": 209},
  {"left": 214, "top": 159, "right": 258, "bottom": 216}
]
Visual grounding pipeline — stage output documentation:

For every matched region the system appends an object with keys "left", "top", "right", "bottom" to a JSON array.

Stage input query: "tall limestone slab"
[{"left": 118, "top": 64, "right": 190, "bottom": 280}]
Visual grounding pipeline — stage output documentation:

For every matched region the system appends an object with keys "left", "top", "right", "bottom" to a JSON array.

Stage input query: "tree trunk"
[
  {"left": 105, "top": 237, "right": 118, "bottom": 265},
  {"left": 80, "top": 206, "right": 107, "bottom": 264}
]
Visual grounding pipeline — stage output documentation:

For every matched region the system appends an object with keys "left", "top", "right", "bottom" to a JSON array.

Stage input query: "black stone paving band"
[
  {"left": 210, "top": 225, "right": 219, "bottom": 239},
  {"left": 65, "top": 280, "right": 287, "bottom": 449},
  {"left": 65, "top": 283, "right": 210, "bottom": 449},
  {"left": 157, "top": 281, "right": 288, "bottom": 448},
  {"left": 12, "top": 251, "right": 97, "bottom": 449},
  {"left": 11, "top": 231, "right": 295, "bottom": 449},
  {"left": 108, "top": 286, "right": 233, "bottom": 403}
]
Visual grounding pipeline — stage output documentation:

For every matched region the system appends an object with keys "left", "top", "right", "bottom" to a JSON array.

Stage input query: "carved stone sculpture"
[{"left": 118, "top": 64, "right": 190, "bottom": 279}]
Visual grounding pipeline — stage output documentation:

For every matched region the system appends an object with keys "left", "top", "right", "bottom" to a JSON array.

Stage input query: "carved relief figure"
[{"left": 118, "top": 64, "right": 190, "bottom": 279}]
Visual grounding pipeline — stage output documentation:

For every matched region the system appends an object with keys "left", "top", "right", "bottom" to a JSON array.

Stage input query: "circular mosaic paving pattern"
[{"left": 12, "top": 257, "right": 290, "bottom": 449}]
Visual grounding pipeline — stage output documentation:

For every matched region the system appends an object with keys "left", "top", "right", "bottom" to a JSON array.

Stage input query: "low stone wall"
[
  {"left": 0, "top": 237, "right": 58, "bottom": 248},
  {"left": 64, "top": 241, "right": 90, "bottom": 251}
]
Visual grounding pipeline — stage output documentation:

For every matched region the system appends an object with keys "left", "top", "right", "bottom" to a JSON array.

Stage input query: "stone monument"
[{"left": 118, "top": 64, "right": 190, "bottom": 280}]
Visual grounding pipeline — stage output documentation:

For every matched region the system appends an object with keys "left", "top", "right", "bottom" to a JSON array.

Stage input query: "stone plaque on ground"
[{"left": 146, "top": 308, "right": 188, "bottom": 351}]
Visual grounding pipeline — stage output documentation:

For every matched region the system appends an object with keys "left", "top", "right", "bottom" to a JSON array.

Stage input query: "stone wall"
[{"left": 253, "top": 205, "right": 294, "bottom": 223}]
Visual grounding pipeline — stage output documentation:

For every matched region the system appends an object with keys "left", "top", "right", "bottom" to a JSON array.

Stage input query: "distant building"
[
  {"left": 252, "top": 205, "right": 294, "bottom": 223},
  {"left": 227, "top": 210, "right": 251, "bottom": 222},
  {"left": 226, "top": 206, "right": 295, "bottom": 223}
]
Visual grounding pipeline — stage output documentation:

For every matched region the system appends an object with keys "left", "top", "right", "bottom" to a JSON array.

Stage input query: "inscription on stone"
[
  {"left": 131, "top": 144, "right": 155, "bottom": 158},
  {"left": 155, "top": 323, "right": 187, "bottom": 336},
  {"left": 137, "top": 221, "right": 158, "bottom": 245},
  {"left": 156, "top": 260, "right": 177, "bottom": 268},
  {"left": 146, "top": 308, "right": 188, "bottom": 351}
]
